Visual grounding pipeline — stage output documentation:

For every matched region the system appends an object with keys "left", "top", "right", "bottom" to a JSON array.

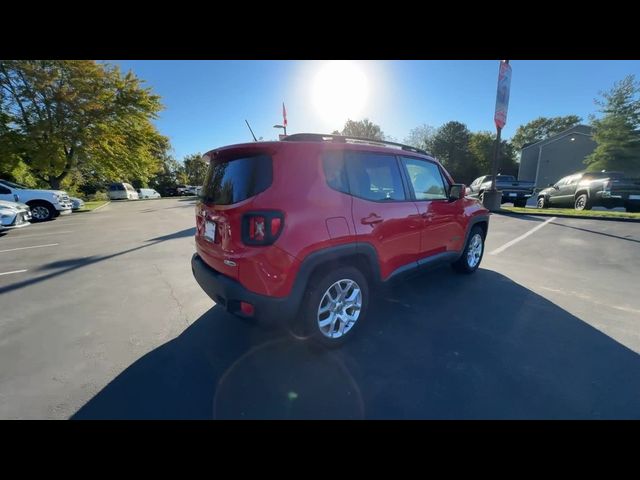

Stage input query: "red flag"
[{"left": 282, "top": 102, "right": 288, "bottom": 127}]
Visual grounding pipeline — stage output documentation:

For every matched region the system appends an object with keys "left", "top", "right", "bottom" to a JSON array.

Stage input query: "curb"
[
  {"left": 496, "top": 209, "right": 640, "bottom": 223},
  {"left": 90, "top": 201, "right": 111, "bottom": 213}
]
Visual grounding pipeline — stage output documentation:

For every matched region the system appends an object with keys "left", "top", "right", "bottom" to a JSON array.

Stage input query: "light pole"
[{"left": 274, "top": 124, "right": 287, "bottom": 138}]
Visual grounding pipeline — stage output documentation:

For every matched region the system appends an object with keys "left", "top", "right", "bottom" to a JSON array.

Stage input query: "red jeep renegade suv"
[{"left": 192, "top": 133, "right": 490, "bottom": 346}]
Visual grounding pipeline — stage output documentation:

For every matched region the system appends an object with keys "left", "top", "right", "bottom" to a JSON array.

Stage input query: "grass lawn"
[
  {"left": 77, "top": 201, "right": 109, "bottom": 212},
  {"left": 500, "top": 206, "right": 640, "bottom": 220}
]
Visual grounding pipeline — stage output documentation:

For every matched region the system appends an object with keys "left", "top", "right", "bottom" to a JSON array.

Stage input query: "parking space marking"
[
  {"left": 0, "top": 269, "right": 28, "bottom": 276},
  {"left": 489, "top": 217, "right": 556, "bottom": 255},
  {"left": 0, "top": 230, "right": 74, "bottom": 240},
  {"left": 0, "top": 243, "right": 59, "bottom": 253}
]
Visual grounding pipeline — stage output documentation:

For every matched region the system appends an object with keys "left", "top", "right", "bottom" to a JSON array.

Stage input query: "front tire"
[
  {"left": 537, "top": 196, "right": 549, "bottom": 209},
  {"left": 514, "top": 198, "right": 527, "bottom": 208},
  {"left": 452, "top": 226, "right": 485, "bottom": 274},
  {"left": 28, "top": 201, "right": 55, "bottom": 222},
  {"left": 298, "top": 266, "right": 369, "bottom": 347}
]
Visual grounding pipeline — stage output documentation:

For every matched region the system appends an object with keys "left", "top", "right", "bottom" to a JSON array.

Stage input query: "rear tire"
[
  {"left": 575, "top": 193, "right": 591, "bottom": 211},
  {"left": 297, "top": 266, "right": 369, "bottom": 348},
  {"left": 513, "top": 198, "right": 527, "bottom": 208},
  {"left": 452, "top": 226, "right": 485, "bottom": 274},
  {"left": 626, "top": 204, "right": 640, "bottom": 213}
]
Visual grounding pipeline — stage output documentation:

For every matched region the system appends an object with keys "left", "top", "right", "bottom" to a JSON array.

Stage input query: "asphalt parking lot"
[{"left": 1, "top": 198, "right": 639, "bottom": 419}]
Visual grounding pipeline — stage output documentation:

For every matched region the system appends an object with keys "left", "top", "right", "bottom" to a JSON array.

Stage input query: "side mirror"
[{"left": 449, "top": 184, "right": 465, "bottom": 201}]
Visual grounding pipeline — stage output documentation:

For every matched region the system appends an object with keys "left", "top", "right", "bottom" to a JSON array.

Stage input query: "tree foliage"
[
  {"left": 585, "top": 75, "right": 640, "bottom": 175},
  {"left": 404, "top": 124, "right": 436, "bottom": 152},
  {"left": 511, "top": 115, "right": 582, "bottom": 151},
  {"left": 336, "top": 118, "right": 385, "bottom": 140},
  {"left": 0, "top": 60, "right": 169, "bottom": 189},
  {"left": 183, "top": 153, "right": 208, "bottom": 186},
  {"left": 429, "top": 121, "right": 477, "bottom": 183},
  {"left": 149, "top": 154, "right": 185, "bottom": 194},
  {"left": 468, "top": 131, "right": 518, "bottom": 178}
]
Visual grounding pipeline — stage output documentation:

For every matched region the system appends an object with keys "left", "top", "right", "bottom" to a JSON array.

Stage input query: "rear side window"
[
  {"left": 322, "top": 152, "right": 350, "bottom": 194},
  {"left": 345, "top": 152, "right": 406, "bottom": 201},
  {"left": 202, "top": 154, "right": 272, "bottom": 205}
]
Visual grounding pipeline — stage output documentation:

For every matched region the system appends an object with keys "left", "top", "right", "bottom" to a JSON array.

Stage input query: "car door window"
[
  {"left": 0, "top": 185, "right": 11, "bottom": 194},
  {"left": 345, "top": 152, "right": 406, "bottom": 201},
  {"left": 400, "top": 157, "right": 448, "bottom": 201},
  {"left": 566, "top": 175, "right": 581, "bottom": 186}
]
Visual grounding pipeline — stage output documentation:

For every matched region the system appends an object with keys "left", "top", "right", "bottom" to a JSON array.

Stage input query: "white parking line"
[
  {"left": 1, "top": 230, "right": 74, "bottom": 239},
  {"left": 0, "top": 243, "right": 59, "bottom": 253},
  {"left": 0, "top": 269, "right": 28, "bottom": 276},
  {"left": 489, "top": 217, "right": 556, "bottom": 255}
]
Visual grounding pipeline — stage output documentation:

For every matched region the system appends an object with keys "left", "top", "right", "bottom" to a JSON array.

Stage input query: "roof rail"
[{"left": 283, "top": 133, "right": 431, "bottom": 156}]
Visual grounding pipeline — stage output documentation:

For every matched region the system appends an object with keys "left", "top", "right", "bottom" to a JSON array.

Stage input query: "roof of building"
[{"left": 520, "top": 124, "right": 593, "bottom": 151}]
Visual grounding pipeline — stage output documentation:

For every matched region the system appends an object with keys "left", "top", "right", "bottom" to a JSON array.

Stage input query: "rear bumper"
[
  {"left": 191, "top": 253, "right": 301, "bottom": 325},
  {"left": 500, "top": 192, "right": 532, "bottom": 202}
]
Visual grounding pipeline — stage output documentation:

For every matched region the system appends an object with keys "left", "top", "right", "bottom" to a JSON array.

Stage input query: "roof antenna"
[{"left": 245, "top": 120, "right": 258, "bottom": 142}]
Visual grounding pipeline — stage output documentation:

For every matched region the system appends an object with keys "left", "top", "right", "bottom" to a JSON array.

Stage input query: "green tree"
[
  {"left": 149, "top": 154, "right": 186, "bottom": 194},
  {"left": 336, "top": 118, "right": 385, "bottom": 140},
  {"left": 469, "top": 131, "right": 519, "bottom": 178},
  {"left": 511, "top": 115, "right": 582, "bottom": 151},
  {"left": 585, "top": 75, "right": 640, "bottom": 174},
  {"left": 183, "top": 153, "right": 208, "bottom": 185},
  {"left": 404, "top": 124, "right": 436, "bottom": 152},
  {"left": 0, "top": 60, "right": 169, "bottom": 190},
  {"left": 430, "top": 121, "right": 477, "bottom": 183}
]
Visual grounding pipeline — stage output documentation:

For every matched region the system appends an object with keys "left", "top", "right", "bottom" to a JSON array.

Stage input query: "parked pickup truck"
[
  {"left": 537, "top": 171, "right": 640, "bottom": 212},
  {"left": 0, "top": 179, "right": 73, "bottom": 221},
  {"left": 468, "top": 175, "right": 535, "bottom": 207}
]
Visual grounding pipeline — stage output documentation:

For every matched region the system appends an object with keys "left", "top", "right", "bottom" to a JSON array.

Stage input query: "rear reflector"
[
  {"left": 240, "top": 302, "right": 255, "bottom": 316},
  {"left": 270, "top": 217, "right": 282, "bottom": 236}
]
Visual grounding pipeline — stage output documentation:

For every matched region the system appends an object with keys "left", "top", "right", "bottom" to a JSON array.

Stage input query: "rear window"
[{"left": 201, "top": 154, "right": 272, "bottom": 205}]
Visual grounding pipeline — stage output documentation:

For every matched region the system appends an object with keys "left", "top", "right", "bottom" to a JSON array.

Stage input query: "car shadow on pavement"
[
  {"left": 0, "top": 227, "right": 196, "bottom": 295},
  {"left": 71, "top": 267, "right": 640, "bottom": 420},
  {"left": 548, "top": 222, "right": 640, "bottom": 244}
]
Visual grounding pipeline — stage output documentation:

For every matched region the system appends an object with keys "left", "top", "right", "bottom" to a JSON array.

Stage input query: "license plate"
[
  {"left": 204, "top": 221, "right": 216, "bottom": 242},
  {"left": 629, "top": 195, "right": 640, "bottom": 200},
  {"left": 509, "top": 193, "right": 518, "bottom": 197}
]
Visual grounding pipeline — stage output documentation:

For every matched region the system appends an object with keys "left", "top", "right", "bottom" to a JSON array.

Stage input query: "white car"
[
  {"left": 108, "top": 182, "right": 139, "bottom": 200},
  {"left": 0, "top": 179, "right": 73, "bottom": 222},
  {"left": 137, "top": 188, "right": 161, "bottom": 199},
  {"left": 0, "top": 200, "right": 32, "bottom": 231},
  {"left": 70, "top": 197, "right": 85, "bottom": 211}
]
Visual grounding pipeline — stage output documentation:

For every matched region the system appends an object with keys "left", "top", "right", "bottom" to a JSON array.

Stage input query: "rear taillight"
[{"left": 242, "top": 211, "right": 284, "bottom": 246}]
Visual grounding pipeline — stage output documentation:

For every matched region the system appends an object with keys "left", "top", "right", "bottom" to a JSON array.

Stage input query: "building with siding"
[{"left": 518, "top": 125, "right": 596, "bottom": 189}]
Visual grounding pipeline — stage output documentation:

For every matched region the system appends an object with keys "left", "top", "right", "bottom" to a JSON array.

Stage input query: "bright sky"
[{"left": 108, "top": 60, "right": 640, "bottom": 161}]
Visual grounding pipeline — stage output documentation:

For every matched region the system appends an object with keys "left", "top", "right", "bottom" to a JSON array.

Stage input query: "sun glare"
[{"left": 311, "top": 61, "right": 369, "bottom": 127}]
